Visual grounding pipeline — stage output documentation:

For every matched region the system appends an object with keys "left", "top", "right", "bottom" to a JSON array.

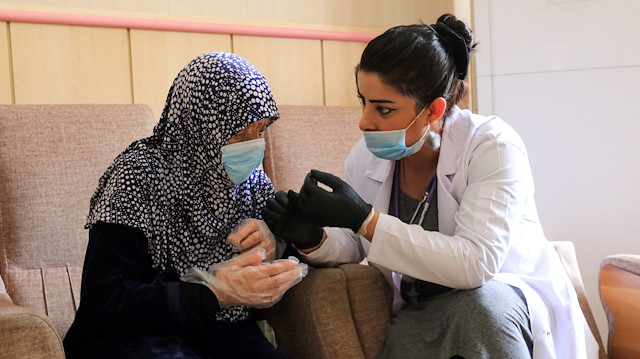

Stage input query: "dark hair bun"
[
  {"left": 436, "top": 14, "right": 474, "bottom": 50},
  {"left": 433, "top": 14, "right": 475, "bottom": 80}
]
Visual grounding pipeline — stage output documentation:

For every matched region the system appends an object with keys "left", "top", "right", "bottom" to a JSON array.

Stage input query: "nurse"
[{"left": 262, "top": 14, "right": 599, "bottom": 359}]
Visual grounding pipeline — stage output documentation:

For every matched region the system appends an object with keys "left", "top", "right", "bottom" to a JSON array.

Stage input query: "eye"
[
  {"left": 357, "top": 94, "right": 365, "bottom": 106},
  {"left": 376, "top": 106, "right": 394, "bottom": 115}
]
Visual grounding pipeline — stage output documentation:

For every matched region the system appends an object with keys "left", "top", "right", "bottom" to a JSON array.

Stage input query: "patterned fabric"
[{"left": 86, "top": 52, "right": 279, "bottom": 322}]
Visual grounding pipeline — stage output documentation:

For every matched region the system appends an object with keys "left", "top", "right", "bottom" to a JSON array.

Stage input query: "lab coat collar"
[
  {"left": 364, "top": 154, "right": 393, "bottom": 183},
  {"left": 361, "top": 146, "right": 394, "bottom": 213}
]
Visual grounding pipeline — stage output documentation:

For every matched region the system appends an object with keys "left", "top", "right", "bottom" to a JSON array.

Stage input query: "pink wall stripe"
[{"left": 0, "top": 9, "right": 378, "bottom": 42}]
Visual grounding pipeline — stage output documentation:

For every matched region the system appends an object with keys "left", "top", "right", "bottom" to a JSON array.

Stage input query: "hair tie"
[{"left": 433, "top": 22, "right": 469, "bottom": 80}]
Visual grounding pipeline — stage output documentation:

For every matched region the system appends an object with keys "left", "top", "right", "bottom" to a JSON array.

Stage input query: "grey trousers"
[{"left": 377, "top": 280, "right": 533, "bottom": 359}]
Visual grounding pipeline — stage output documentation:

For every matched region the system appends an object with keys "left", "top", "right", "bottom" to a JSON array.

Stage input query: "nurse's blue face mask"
[
  {"left": 221, "top": 138, "right": 265, "bottom": 185},
  {"left": 363, "top": 107, "right": 429, "bottom": 160}
]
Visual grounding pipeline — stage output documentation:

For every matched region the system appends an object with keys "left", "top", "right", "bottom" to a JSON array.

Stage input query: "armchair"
[{"left": 599, "top": 254, "right": 640, "bottom": 358}]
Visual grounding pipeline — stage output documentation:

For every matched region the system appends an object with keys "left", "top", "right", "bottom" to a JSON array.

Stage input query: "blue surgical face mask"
[
  {"left": 221, "top": 138, "right": 265, "bottom": 185},
  {"left": 363, "top": 108, "right": 429, "bottom": 160}
]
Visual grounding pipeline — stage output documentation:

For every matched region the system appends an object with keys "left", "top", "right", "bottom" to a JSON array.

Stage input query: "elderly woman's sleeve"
[{"left": 63, "top": 222, "right": 219, "bottom": 355}]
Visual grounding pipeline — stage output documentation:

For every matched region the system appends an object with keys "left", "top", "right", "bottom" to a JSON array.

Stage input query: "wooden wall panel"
[
  {"left": 166, "top": 0, "right": 248, "bottom": 21},
  {"left": 11, "top": 23, "right": 131, "bottom": 104},
  {"left": 233, "top": 36, "right": 323, "bottom": 106},
  {"left": 130, "top": 30, "right": 231, "bottom": 119},
  {"left": 0, "top": 0, "right": 454, "bottom": 29},
  {"left": 0, "top": 0, "right": 82, "bottom": 7},
  {"left": 323, "top": 40, "right": 366, "bottom": 107},
  {"left": 81, "top": 0, "right": 170, "bottom": 14},
  {"left": 1, "top": 0, "right": 472, "bottom": 108},
  {"left": 0, "top": 22, "right": 12, "bottom": 104}
]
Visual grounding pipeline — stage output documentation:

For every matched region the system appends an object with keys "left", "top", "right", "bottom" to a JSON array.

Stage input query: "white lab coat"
[{"left": 303, "top": 106, "right": 599, "bottom": 358}]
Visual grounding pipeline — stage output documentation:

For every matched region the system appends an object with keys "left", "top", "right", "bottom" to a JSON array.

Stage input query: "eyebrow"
[
  {"left": 369, "top": 99, "right": 395, "bottom": 104},
  {"left": 357, "top": 92, "right": 395, "bottom": 105}
]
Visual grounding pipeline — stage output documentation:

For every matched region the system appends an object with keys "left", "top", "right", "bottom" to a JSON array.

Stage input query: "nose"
[{"left": 358, "top": 107, "right": 376, "bottom": 132}]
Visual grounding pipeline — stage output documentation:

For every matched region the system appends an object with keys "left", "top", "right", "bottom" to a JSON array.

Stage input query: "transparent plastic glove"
[
  {"left": 227, "top": 218, "right": 284, "bottom": 261},
  {"left": 181, "top": 248, "right": 308, "bottom": 308}
]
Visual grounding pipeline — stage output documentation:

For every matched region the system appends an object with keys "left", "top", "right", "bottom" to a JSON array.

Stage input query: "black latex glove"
[
  {"left": 299, "top": 170, "right": 372, "bottom": 233},
  {"left": 261, "top": 190, "right": 324, "bottom": 250}
]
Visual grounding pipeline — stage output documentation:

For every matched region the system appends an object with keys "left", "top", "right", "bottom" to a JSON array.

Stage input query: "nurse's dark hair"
[{"left": 356, "top": 14, "right": 476, "bottom": 120}]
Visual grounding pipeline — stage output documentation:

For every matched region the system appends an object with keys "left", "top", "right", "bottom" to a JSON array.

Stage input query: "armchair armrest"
[
  {"left": 257, "top": 267, "right": 365, "bottom": 359},
  {"left": 0, "top": 294, "right": 65, "bottom": 359},
  {"left": 258, "top": 265, "right": 391, "bottom": 359},
  {"left": 599, "top": 254, "right": 640, "bottom": 358},
  {"left": 552, "top": 241, "right": 607, "bottom": 358},
  {"left": 339, "top": 264, "right": 392, "bottom": 359}
]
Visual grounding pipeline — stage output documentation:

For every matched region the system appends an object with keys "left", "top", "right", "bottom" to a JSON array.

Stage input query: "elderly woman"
[{"left": 64, "top": 52, "right": 306, "bottom": 359}]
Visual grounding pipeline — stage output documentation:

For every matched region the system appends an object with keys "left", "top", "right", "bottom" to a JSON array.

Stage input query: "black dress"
[{"left": 63, "top": 222, "right": 286, "bottom": 359}]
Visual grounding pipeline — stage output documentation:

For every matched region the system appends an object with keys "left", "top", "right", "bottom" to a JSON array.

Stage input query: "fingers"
[
  {"left": 215, "top": 258, "right": 307, "bottom": 308},
  {"left": 265, "top": 265, "right": 305, "bottom": 289},
  {"left": 274, "top": 190, "right": 289, "bottom": 206},
  {"left": 301, "top": 172, "right": 325, "bottom": 200},
  {"left": 301, "top": 170, "right": 343, "bottom": 201},
  {"left": 227, "top": 220, "right": 260, "bottom": 250},
  {"left": 261, "top": 206, "right": 283, "bottom": 224},
  {"left": 261, "top": 191, "right": 289, "bottom": 220},
  {"left": 309, "top": 169, "right": 342, "bottom": 189},
  {"left": 225, "top": 248, "right": 266, "bottom": 267},
  {"left": 253, "top": 261, "right": 306, "bottom": 298},
  {"left": 252, "top": 258, "right": 300, "bottom": 277},
  {"left": 287, "top": 190, "right": 302, "bottom": 209}
]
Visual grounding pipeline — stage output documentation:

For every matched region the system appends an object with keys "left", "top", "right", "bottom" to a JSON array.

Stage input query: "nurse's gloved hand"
[
  {"left": 261, "top": 190, "right": 324, "bottom": 250},
  {"left": 299, "top": 170, "right": 372, "bottom": 233}
]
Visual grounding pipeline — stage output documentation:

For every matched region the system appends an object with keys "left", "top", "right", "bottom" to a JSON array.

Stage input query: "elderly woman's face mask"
[
  {"left": 221, "top": 138, "right": 266, "bottom": 184},
  {"left": 221, "top": 118, "right": 271, "bottom": 185}
]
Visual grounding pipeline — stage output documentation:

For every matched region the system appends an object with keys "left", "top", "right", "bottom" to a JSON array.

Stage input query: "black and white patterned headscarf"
[{"left": 87, "top": 52, "right": 279, "bottom": 322}]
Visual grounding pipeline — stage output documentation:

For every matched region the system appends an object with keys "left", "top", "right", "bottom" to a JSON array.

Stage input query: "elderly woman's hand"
[
  {"left": 181, "top": 248, "right": 308, "bottom": 308},
  {"left": 227, "top": 219, "right": 280, "bottom": 261}
]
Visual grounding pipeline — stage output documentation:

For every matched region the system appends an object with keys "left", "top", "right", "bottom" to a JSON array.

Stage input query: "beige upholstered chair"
[
  {"left": 599, "top": 254, "right": 640, "bottom": 358},
  {"left": 0, "top": 104, "right": 156, "bottom": 358}
]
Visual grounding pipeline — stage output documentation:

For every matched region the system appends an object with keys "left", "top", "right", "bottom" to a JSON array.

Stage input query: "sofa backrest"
[
  {"left": 0, "top": 104, "right": 156, "bottom": 337},
  {"left": 263, "top": 105, "right": 362, "bottom": 192}
]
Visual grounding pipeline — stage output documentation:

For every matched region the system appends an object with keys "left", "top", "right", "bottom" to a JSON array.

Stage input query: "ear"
[{"left": 426, "top": 97, "right": 447, "bottom": 124}]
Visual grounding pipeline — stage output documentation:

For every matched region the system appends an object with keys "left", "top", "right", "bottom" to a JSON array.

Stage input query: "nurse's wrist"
[
  {"left": 360, "top": 210, "right": 379, "bottom": 242},
  {"left": 297, "top": 230, "right": 327, "bottom": 254},
  {"left": 356, "top": 207, "right": 376, "bottom": 236}
]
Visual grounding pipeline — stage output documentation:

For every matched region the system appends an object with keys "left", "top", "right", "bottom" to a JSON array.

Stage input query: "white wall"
[{"left": 473, "top": 0, "right": 640, "bottom": 343}]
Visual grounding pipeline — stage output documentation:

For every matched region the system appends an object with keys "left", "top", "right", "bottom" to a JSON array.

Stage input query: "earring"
[{"left": 425, "top": 128, "right": 441, "bottom": 150}]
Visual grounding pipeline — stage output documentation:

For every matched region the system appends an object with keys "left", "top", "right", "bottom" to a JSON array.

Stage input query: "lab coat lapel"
[
  {"left": 437, "top": 107, "right": 469, "bottom": 180},
  {"left": 364, "top": 156, "right": 394, "bottom": 215},
  {"left": 436, "top": 107, "right": 471, "bottom": 236}
]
